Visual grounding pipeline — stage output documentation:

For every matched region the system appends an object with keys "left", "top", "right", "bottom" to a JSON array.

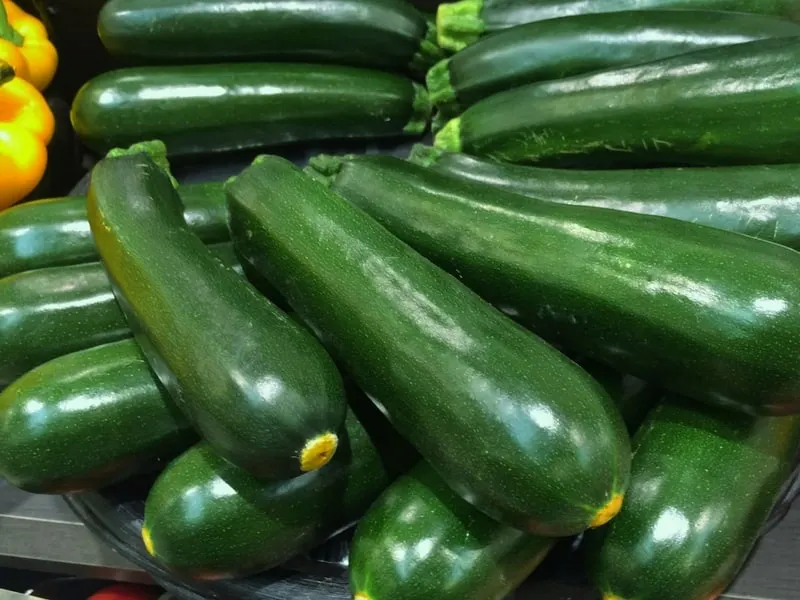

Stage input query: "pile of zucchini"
[{"left": 2, "top": 1, "right": 800, "bottom": 600}]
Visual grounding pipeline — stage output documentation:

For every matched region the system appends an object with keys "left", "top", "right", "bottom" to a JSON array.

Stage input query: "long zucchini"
[
  {"left": 0, "top": 340, "right": 195, "bottom": 494},
  {"left": 309, "top": 154, "right": 800, "bottom": 415},
  {"left": 226, "top": 155, "right": 630, "bottom": 536},
  {"left": 428, "top": 10, "right": 800, "bottom": 118},
  {"left": 98, "top": 0, "right": 444, "bottom": 75},
  {"left": 410, "top": 147, "right": 800, "bottom": 251},
  {"left": 0, "top": 182, "right": 228, "bottom": 278},
  {"left": 434, "top": 37, "right": 800, "bottom": 167},
  {"left": 436, "top": 0, "right": 800, "bottom": 51},
  {"left": 88, "top": 143, "right": 348, "bottom": 479},
  {"left": 72, "top": 64, "right": 430, "bottom": 156}
]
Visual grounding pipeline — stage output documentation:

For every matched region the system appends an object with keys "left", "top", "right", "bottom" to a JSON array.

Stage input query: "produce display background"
[{"left": 63, "top": 140, "right": 800, "bottom": 600}]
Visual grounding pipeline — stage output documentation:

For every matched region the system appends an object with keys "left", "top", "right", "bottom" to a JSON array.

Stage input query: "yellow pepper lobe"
[
  {"left": 300, "top": 432, "right": 339, "bottom": 472},
  {"left": 590, "top": 492, "right": 625, "bottom": 528},
  {"left": 141, "top": 526, "right": 155, "bottom": 556}
]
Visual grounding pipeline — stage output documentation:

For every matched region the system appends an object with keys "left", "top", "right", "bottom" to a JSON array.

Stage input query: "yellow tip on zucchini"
[
  {"left": 300, "top": 432, "right": 339, "bottom": 472},
  {"left": 142, "top": 526, "right": 155, "bottom": 556},
  {"left": 603, "top": 594, "right": 625, "bottom": 600},
  {"left": 354, "top": 594, "right": 371, "bottom": 600},
  {"left": 434, "top": 116, "right": 462, "bottom": 153},
  {"left": 590, "top": 492, "right": 625, "bottom": 528}
]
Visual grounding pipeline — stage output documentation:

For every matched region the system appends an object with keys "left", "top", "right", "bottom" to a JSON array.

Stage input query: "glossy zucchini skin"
[
  {"left": 588, "top": 399, "right": 800, "bottom": 600},
  {"left": 436, "top": 0, "right": 800, "bottom": 51},
  {"left": 428, "top": 10, "right": 800, "bottom": 118},
  {"left": 0, "top": 340, "right": 195, "bottom": 494},
  {"left": 71, "top": 64, "right": 430, "bottom": 156},
  {"left": 98, "top": 0, "right": 444, "bottom": 75},
  {"left": 412, "top": 148, "right": 800, "bottom": 250},
  {"left": 88, "top": 148, "right": 348, "bottom": 480},
  {"left": 435, "top": 37, "right": 800, "bottom": 167},
  {"left": 312, "top": 155, "right": 800, "bottom": 415},
  {"left": 350, "top": 462, "right": 554, "bottom": 600},
  {"left": 227, "top": 155, "right": 630, "bottom": 536},
  {"left": 143, "top": 392, "right": 414, "bottom": 579},
  {"left": 0, "top": 244, "right": 241, "bottom": 390},
  {"left": 0, "top": 182, "right": 228, "bottom": 278}
]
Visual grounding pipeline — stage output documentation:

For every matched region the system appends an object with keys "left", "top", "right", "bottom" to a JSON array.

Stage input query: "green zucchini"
[
  {"left": 142, "top": 390, "right": 415, "bottom": 579},
  {"left": 309, "top": 154, "right": 800, "bottom": 416},
  {"left": 88, "top": 143, "right": 348, "bottom": 479},
  {"left": 98, "top": 0, "right": 444, "bottom": 75},
  {"left": 411, "top": 147, "right": 800, "bottom": 250},
  {"left": 434, "top": 37, "right": 800, "bottom": 167},
  {"left": 0, "top": 244, "right": 242, "bottom": 390},
  {"left": 71, "top": 64, "right": 430, "bottom": 157},
  {"left": 428, "top": 10, "right": 800, "bottom": 118},
  {"left": 0, "top": 182, "right": 229, "bottom": 279},
  {"left": 436, "top": 0, "right": 800, "bottom": 51},
  {"left": 226, "top": 155, "right": 630, "bottom": 536},
  {"left": 588, "top": 399, "right": 800, "bottom": 600},
  {"left": 0, "top": 340, "right": 195, "bottom": 494}
]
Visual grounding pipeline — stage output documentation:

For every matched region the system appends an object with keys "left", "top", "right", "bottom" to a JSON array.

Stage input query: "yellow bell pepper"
[
  {"left": 0, "top": 0, "right": 57, "bottom": 91},
  {"left": 0, "top": 60, "right": 52, "bottom": 209}
]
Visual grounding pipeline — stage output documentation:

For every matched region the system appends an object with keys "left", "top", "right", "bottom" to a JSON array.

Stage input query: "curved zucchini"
[
  {"left": 436, "top": 0, "right": 800, "bottom": 51},
  {"left": 226, "top": 155, "right": 630, "bottom": 536},
  {"left": 411, "top": 147, "right": 800, "bottom": 250},
  {"left": 428, "top": 10, "right": 800, "bottom": 118},
  {"left": 0, "top": 340, "right": 195, "bottom": 494},
  {"left": 87, "top": 144, "right": 347, "bottom": 479},
  {"left": 71, "top": 64, "right": 430, "bottom": 156},
  {"left": 435, "top": 37, "right": 800, "bottom": 167},
  {"left": 143, "top": 392, "right": 414, "bottom": 579},
  {"left": 588, "top": 399, "right": 800, "bottom": 600},
  {"left": 309, "top": 154, "right": 800, "bottom": 415},
  {"left": 0, "top": 182, "right": 228, "bottom": 278},
  {"left": 99, "top": 0, "right": 444, "bottom": 75},
  {"left": 0, "top": 244, "right": 245, "bottom": 389}
]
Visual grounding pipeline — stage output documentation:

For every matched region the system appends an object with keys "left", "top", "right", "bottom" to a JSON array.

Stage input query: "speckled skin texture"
[
  {"left": 143, "top": 393, "right": 413, "bottom": 579},
  {"left": 320, "top": 156, "right": 800, "bottom": 415},
  {"left": 71, "top": 64, "right": 426, "bottom": 156},
  {"left": 0, "top": 340, "right": 195, "bottom": 494},
  {"left": 227, "top": 156, "right": 630, "bottom": 537},
  {"left": 588, "top": 399, "right": 800, "bottom": 600},
  {"left": 444, "top": 37, "right": 800, "bottom": 167},
  {"left": 419, "top": 151, "right": 800, "bottom": 250},
  {"left": 88, "top": 152, "right": 348, "bottom": 480},
  {"left": 350, "top": 462, "right": 554, "bottom": 600},
  {"left": 0, "top": 183, "right": 229, "bottom": 278}
]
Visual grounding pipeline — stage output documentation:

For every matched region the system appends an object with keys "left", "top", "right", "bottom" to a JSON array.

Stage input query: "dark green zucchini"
[
  {"left": 428, "top": 10, "right": 800, "bottom": 118},
  {"left": 0, "top": 182, "right": 228, "bottom": 278},
  {"left": 410, "top": 147, "right": 800, "bottom": 250},
  {"left": 309, "top": 154, "right": 800, "bottom": 415},
  {"left": 88, "top": 143, "right": 347, "bottom": 479},
  {"left": 588, "top": 399, "right": 800, "bottom": 600},
  {"left": 0, "top": 340, "right": 195, "bottom": 494},
  {"left": 436, "top": 0, "right": 800, "bottom": 51},
  {"left": 142, "top": 390, "right": 415, "bottom": 579},
  {"left": 98, "top": 0, "right": 444, "bottom": 75},
  {"left": 226, "top": 155, "right": 630, "bottom": 536},
  {"left": 0, "top": 244, "right": 242, "bottom": 389},
  {"left": 434, "top": 37, "right": 800, "bottom": 167},
  {"left": 71, "top": 64, "right": 430, "bottom": 156}
]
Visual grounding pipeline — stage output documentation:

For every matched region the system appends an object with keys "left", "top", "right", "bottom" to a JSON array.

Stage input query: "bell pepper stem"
[
  {"left": 0, "top": 2, "right": 23, "bottom": 46},
  {"left": 0, "top": 58, "right": 13, "bottom": 84}
]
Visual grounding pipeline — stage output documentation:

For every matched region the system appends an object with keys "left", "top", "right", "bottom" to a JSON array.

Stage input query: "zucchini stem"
[{"left": 437, "top": 0, "right": 486, "bottom": 52}]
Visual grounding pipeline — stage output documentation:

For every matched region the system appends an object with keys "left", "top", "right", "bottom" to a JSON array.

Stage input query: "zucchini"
[
  {"left": 142, "top": 389, "right": 415, "bottom": 579},
  {"left": 226, "top": 155, "right": 630, "bottom": 536},
  {"left": 98, "top": 0, "right": 444, "bottom": 75},
  {"left": 428, "top": 10, "right": 800, "bottom": 118},
  {"left": 0, "top": 182, "right": 228, "bottom": 278},
  {"left": 436, "top": 0, "right": 800, "bottom": 51},
  {"left": 0, "top": 244, "right": 241, "bottom": 389},
  {"left": 0, "top": 340, "right": 195, "bottom": 494},
  {"left": 309, "top": 154, "right": 800, "bottom": 415},
  {"left": 87, "top": 143, "right": 348, "bottom": 479},
  {"left": 434, "top": 37, "right": 800, "bottom": 167},
  {"left": 411, "top": 147, "right": 800, "bottom": 251},
  {"left": 71, "top": 64, "right": 431, "bottom": 156},
  {"left": 588, "top": 399, "right": 800, "bottom": 600}
]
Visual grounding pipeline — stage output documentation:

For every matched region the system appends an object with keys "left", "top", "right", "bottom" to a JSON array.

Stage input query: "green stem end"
[
  {"left": 434, "top": 116, "right": 463, "bottom": 153},
  {"left": 437, "top": 0, "right": 486, "bottom": 52},
  {"left": 106, "top": 140, "right": 178, "bottom": 188},
  {"left": 407, "top": 144, "right": 447, "bottom": 167},
  {"left": 404, "top": 83, "right": 432, "bottom": 135}
]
